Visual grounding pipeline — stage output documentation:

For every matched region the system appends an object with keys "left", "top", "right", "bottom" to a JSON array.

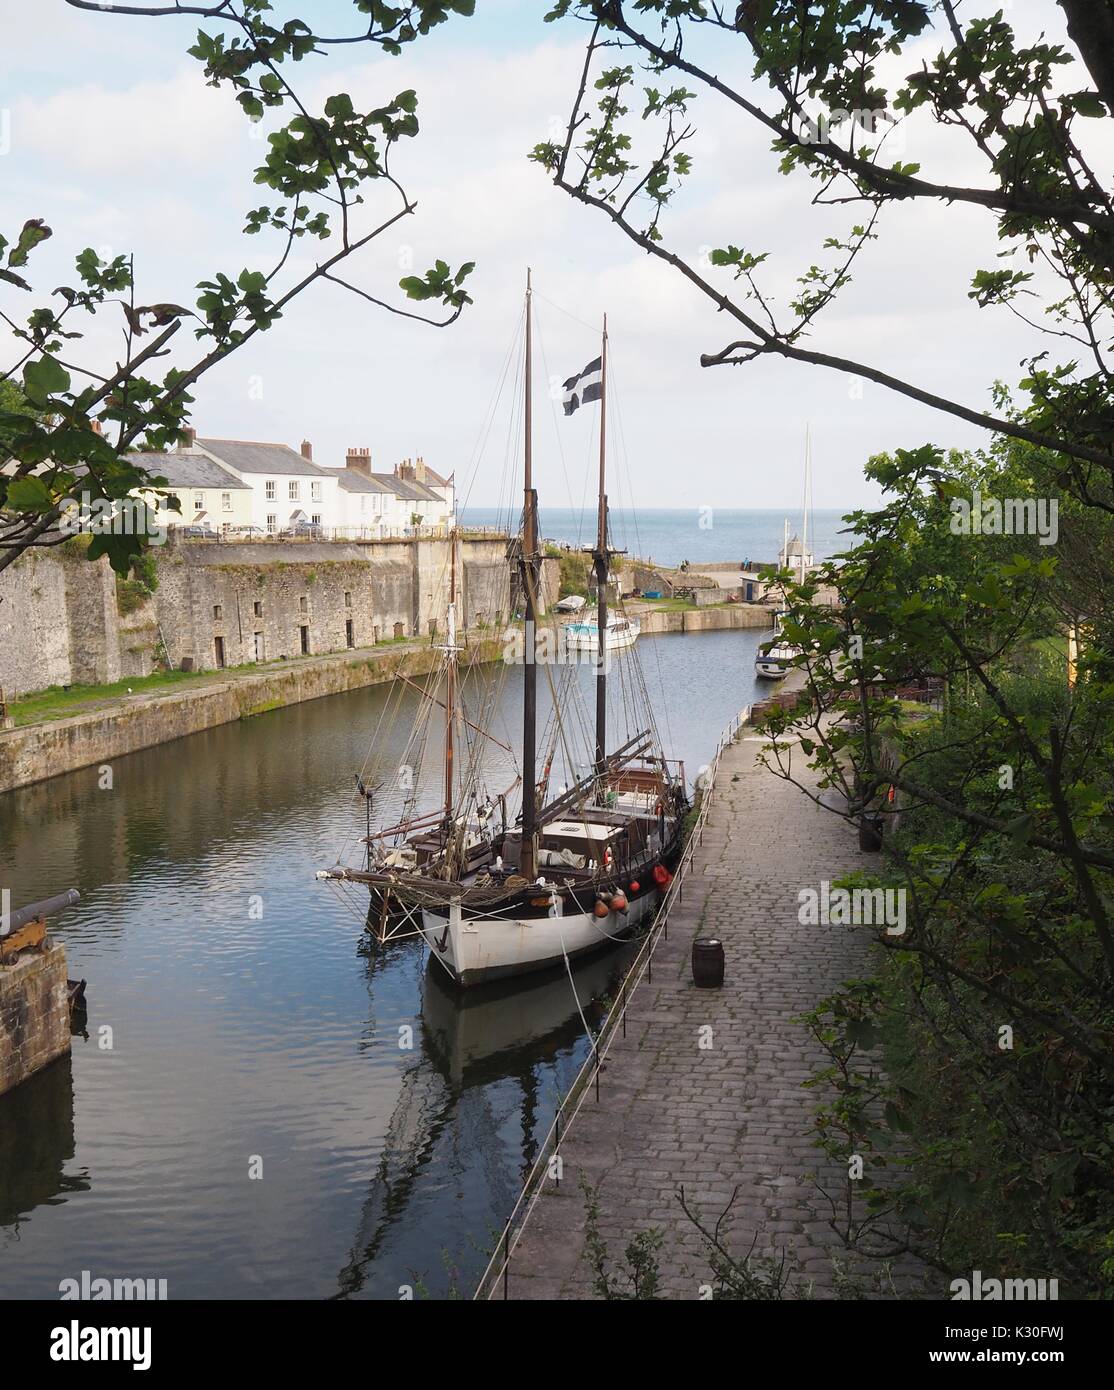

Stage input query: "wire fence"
[{"left": 472, "top": 701, "right": 753, "bottom": 1301}]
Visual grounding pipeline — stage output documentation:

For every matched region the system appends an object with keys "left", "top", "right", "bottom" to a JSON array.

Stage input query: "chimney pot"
[
  {"left": 178, "top": 425, "right": 198, "bottom": 453},
  {"left": 346, "top": 446, "right": 371, "bottom": 477},
  {"left": 300, "top": 439, "right": 313, "bottom": 462}
]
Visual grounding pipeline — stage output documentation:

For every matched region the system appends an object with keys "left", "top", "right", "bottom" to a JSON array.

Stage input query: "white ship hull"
[
  {"left": 419, "top": 889, "right": 659, "bottom": 986},
  {"left": 564, "top": 617, "right": 640, "bottom": 652},
  {"left": 755, "top": 637, "right": 797, "bottom": 680}
]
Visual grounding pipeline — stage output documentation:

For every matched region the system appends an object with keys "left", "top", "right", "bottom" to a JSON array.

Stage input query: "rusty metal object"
[{"left": 0, "top": 918, "right": 47, "bottom": 962}]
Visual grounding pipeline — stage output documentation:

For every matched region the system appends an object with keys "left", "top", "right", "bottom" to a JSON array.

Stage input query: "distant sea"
[{"left": 458, "top": 506, "right": 852, "bottom": 569}]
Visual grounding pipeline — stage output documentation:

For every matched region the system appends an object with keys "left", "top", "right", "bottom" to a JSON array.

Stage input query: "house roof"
[
  {"left": 416, "top": 461, "right": 450, "bottom": 487},
  {"left": 129, "top": 451, "right": 251, "bottom": 490},
  {"left": 198, "top": 438, "right": 331, "bottom": 477},
  {"left": 384, "top": 474, "right": 442, "bottom": 503},
  {"left": 325, "top": 468, "right": 395, "bottom": 495},
  {"left": 325, "top": 467, "right": 443, "bottom": 502}
]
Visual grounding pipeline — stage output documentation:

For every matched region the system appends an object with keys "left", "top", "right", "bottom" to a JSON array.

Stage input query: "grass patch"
[{"left": 9, "top": 670, "right": 197, "bottom": 725}]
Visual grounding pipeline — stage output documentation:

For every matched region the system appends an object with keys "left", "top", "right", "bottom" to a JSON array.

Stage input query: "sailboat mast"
[
  {"left": 521, "top": 271, "right": 538, "bottom": 881},
  {"left": 801, "top": 424, "right": 810, "bottom": 584},
  {"left": 593, "top": 314, "right": 608, "bottom": 782},
  {"left": 444, "top": 526, "right": 457, "bottom": 823}
]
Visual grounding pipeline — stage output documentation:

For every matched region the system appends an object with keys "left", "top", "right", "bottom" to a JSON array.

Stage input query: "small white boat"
[
  {"left": 553, "top": 594, "right": 586, "bottom": 613},
  {"left": 755, "top": 636, "right": 797, "bottom": 680},
  {"left": 564, "top": 614, "right": 640, "bottom": 652},
  {"left": 755, "top": 609, "right": 798, "bottom": 680}
]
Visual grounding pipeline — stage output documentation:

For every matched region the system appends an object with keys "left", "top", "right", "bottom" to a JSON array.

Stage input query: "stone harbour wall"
[
  {"left": 0, "top": 942, "right": 71, "bottom": 1098},
  {"left": 0, "top": 637, "right": 506, "bottom": 794},
  {"left": 0, "top": 535, "right": 512, "bottom": 699}
]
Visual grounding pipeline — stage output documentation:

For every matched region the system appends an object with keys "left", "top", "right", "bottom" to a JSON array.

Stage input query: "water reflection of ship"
[
  {"left": 333, "top": 946, "right": 630, "bottom": 1298},
  {"left": 0, "top": 1055, "right": 89, "bottom": 1232},
  {"left": 422, "top": 946, "right": 626, "bottom": 1090}
]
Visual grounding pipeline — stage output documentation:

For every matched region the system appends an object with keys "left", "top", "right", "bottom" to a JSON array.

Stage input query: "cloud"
[{"left": 2, "top": 4, "right": 1100, "bottom": 511}]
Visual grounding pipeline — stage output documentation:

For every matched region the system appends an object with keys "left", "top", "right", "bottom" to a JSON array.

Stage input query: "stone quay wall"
[{"left": 0, "top": 942, "right": 71, "bottom": 1098}]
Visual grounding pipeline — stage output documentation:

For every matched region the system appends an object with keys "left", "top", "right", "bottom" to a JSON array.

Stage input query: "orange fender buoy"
[
  {"left": 629, "top": 880, "right": 640, "bottom": 894},
  {"left": 610, "top": 892, "right": 628, "bottom": 914},
  {"left": 593, "top": 900, "right": 610, "bottom": 918},
  {"left": 652, "top": 864, "right": 670, "bottom": 888}
]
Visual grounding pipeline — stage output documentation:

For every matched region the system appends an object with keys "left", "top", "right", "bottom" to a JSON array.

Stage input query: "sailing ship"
[{"left": 320, "top": 275, "right": 688, "bottom": 987}]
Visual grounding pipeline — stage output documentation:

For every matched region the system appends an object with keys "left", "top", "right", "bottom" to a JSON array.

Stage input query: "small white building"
[{"left": 778, "top": 532, "right": 814, "bottom": 574}]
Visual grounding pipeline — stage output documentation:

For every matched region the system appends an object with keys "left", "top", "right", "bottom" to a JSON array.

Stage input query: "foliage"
[
  {"left": 758, "top": 438, "right": 1114, "bottom": 1295},
  {"left": 1, "top": 1, "right": 476, "bottom": 579},
  {"left": 537, "top": 2, "right": 1114, "bottom": 483},
  {"left": 545, "top": 543, "right": 591, "bottom": 598},
  {"left": 582, "top": 1178, "right": 664, "bottom": 1299}
]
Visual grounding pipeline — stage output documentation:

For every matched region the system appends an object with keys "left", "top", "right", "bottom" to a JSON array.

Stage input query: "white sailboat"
[
  {"left": 756, "top": 429, "right": 813, "bottom": 681},
  {"left": 320, "top": 276, "right": 687, "bottom": 987}
]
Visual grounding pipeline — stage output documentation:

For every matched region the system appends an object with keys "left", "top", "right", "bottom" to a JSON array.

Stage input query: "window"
[
  {"left": 311, "top": 481, "right": 322, "bottom": 502},
  {"left": 253, "top": 600, "right": 263, "bottom": 618},
  {"left": 359, "top": 495, "right": 367, "bottom": 512},
  {"left": 213, "top": 604, "right": 223, "bottom": 621},
  {"left": 265, "top": 480, "right": 276, "bottom": 500},
  {"left": 266, "top": 514, "right": 277, "bottom": 534},
  {"left": 299, "top": 596, "right": 308, "bottom": 614},
  {"left": 288, "top": 480, "right": 299, "bottom": 501},
  {"left": 344, "top": 591, "right": 352, "bottom": 608},
  {"left": 221, "top": 492, "right": 232, "bottom": 512},
  {"left": 194, "top": 492, "right": 204, "bottom": 511},
  {"left": 311, "top": 514, "right": 321, "bottom": 527}
]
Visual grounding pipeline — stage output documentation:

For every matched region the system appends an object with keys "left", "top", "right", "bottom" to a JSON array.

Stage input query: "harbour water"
[
  {"left": 461, "top": 506, "right": 850, "bottom": 568},
  {"left": 0, "top": 627, "right": 773, "bottom": 1300}
]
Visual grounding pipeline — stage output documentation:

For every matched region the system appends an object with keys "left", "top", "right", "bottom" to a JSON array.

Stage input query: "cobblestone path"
[{"left": 502, "top": 732, "right": 911, "bottom": 1300}]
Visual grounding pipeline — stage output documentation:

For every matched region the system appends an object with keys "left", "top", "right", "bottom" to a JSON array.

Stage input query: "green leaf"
[
  {"left": 5, "top": 474, "right": 54, "bottom": 512},
  {"left": 22, "top": 356, "right": 71, "bottom": 405}
]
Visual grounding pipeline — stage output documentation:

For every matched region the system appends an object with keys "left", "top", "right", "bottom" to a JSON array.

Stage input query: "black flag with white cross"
[{"left": 562, "top": 357, "right": 602, "bottom": 415}]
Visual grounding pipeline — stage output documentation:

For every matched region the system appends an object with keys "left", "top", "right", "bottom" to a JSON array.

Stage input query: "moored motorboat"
[{"left": 564, "top": 613, "right": 640, "bottom": 652}]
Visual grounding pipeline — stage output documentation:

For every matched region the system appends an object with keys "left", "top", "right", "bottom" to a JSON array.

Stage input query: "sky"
[{"left": 0, "top": 0, "right": 1105, "bottom": 510}]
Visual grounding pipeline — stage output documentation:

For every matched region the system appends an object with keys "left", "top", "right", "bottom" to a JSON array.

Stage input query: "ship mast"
[
  {"left": 444, "top": 526, "right": 457, "bottom": 825},
  {"left": 520, "top": 271, "right": 538, "bottom": 882},
  {"left": 593, "top": 314, "right": 608, "bottom": 784},
  {"left": 801, "top": 424, "right": 810, "bottom": 584}
]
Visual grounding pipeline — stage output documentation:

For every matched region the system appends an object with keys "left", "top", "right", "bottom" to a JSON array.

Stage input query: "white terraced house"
[
  {"left": 129, "top": 449, "right": 253, "bottom": 532},
  {"left": 194, "top": 434, "right": 340, "bottom": 535},
  {"left": 325, "top": 449, "right": 455, "bottom": 536}
]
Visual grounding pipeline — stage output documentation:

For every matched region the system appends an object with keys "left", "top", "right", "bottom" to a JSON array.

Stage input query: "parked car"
[
  {"left": 228, "top": 525, "right": 267, "bottom": 540},
  {"left": 281, "top": 520, "right": 324, "bottom": 539},
  {"left": 179, "top": 525, "right": 216, "bottom": 539}
]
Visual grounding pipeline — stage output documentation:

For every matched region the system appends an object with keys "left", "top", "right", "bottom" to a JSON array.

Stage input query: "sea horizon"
[{"left": 459, "top": 504, "right": 854, "bottom": 568}]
